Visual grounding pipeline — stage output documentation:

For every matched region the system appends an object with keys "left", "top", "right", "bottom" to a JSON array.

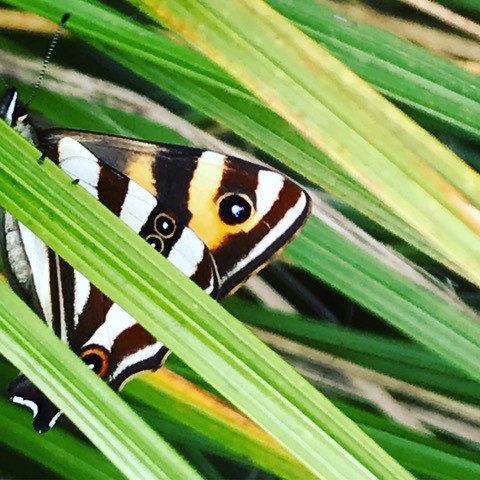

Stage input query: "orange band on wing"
[
  {"left": 187, "top": 152, "right": 263, "bottom": 251},
  {"left": 125, "top": 153, "right": 156, "bottom": 195}
]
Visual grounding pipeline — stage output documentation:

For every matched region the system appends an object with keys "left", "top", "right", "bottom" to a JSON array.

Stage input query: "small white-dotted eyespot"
[
  {"left": 154, "top": 213, "right": 176, "bottom": 238},
  {"left": 146, "top": 234, "right": 164, "bottom": 253}
]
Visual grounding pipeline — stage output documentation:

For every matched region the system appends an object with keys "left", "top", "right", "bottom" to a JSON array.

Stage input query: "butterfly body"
[{"left": 1, "top": 87, "right": 311, "bottom": 432}]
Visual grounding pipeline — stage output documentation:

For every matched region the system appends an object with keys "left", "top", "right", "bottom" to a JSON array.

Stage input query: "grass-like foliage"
[{"left": 0, "top": 1, "right": 480, "bottom": 479}]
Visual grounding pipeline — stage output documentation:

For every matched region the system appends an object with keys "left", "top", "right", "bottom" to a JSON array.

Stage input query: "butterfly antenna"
[{"left": 27, "top": 12, "right": 70, "bottom": 105}]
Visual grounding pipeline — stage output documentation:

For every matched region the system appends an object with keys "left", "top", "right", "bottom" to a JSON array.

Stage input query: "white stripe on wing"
[
  {"left": 224, "top": 191, "right": 308, "bottom": 281},
  {"left": 109, "top": 342, "right": 165, "bottom": 385},
  {"left": 82, "top": 303, "right": 136, "bottom": 351},
  {"left": 57, "top": 137, "right": 100, "bottom": 197}
]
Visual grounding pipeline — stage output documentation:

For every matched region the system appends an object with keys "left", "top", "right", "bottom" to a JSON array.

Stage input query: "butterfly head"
[{"left": 1, "top": 87, "right": 37, "bottom": 143}]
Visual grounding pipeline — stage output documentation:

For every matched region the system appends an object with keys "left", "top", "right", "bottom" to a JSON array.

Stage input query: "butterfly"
[{"left": 0, "top": 87, "right": 311, "bottom": 432}]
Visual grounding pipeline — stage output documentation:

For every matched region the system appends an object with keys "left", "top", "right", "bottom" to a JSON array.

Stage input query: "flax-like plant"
[{"left": 1, "top": 1, "right": 480, "bottom": 479}]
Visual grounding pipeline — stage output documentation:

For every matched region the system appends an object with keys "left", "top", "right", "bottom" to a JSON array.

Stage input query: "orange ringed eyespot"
[{"left": 80, "top": 347, "right": 109, "bottom": 378}]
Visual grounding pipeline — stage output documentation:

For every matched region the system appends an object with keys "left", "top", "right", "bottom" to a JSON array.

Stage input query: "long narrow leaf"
[
  {"left": 137, "top": 0, "right": 480, "bottom": 289},
  {"left": 5, "top": 0, "right": 480, "bottom": 274},
  {"left": 0, "top": 120, "right": 414, "bottom": 478},
  {"left": 0, "top": 397, "right": 124, "bottom": 480},
  {"left": 285, "top": 218, "right": 480, "bottom": 384},
  {"left": 0, "top": 278, "right": 202, "bottom": 479}
]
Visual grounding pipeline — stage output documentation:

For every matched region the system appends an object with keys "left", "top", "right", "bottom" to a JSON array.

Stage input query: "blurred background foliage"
[{"left": 0, "top": 0, "right": 480, "bottom": 479}]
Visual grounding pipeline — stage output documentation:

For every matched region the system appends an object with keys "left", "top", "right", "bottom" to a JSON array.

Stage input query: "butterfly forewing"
[
  {"left": 41, "top": 130, "right": 310, "bottom": 298},
  {"left": 190, "top": 152, "right": 310, "bottom": 297}
]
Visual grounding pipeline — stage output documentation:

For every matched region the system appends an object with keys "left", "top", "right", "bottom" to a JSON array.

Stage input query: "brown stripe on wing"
[
  {"left": 47, "top": 248, "right": 61, "bottom": 338},
  {"left": 152, "top": 145, "right": 199, "bottom": 227},
  {"left": 58, "top": 253, "right": 76, "bottom": 344},
  {"left": 217, "top": 157, "right": 259, "bottom": 201},
  {"left": 37, "top": 132, "right": 60, "bottom": 164},
  {"left": 42, "top": 249, "right": 78, "bottom": 343},
  {"left": 214, "top": 179, "right": 310, "bottom": 298},
  {"left": 111, "top": 323, "right": 155, "bottom": 362},
  {"left": 72, "top": 285, "right": 113, "bottom": 352},
  {"left": 108, "top": 323, "right": 168, "bottom": 390},
  {"left": 97, "top": 164, "right": 130, "bottom": 216},
  {"left": 189, "top": 248, "right": 220, "bottom": 299}
]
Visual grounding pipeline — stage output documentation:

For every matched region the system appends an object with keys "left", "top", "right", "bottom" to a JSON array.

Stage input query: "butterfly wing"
[
  {"left": 41, "top": 130, "right": 311, "bottom": 298},
  {"left": 185, "top": 152, "right": 310, "bottom": 297},
  {"left": 2, "top": 86, "right": 309, "bottom": 432},
  {"left": 1, "top": 134, "right": 219, "bottom": 432}
]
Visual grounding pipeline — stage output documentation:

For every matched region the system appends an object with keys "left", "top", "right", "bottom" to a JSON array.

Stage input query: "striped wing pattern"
[
  {"left": 41, "top": 130, "right": 311, "bottom": 298},
  {"left": 1, "top": 88, "right": 311, "bottom": 432},
  {"left": 2, "top": 134, "right": 219, "bottom": 431}
]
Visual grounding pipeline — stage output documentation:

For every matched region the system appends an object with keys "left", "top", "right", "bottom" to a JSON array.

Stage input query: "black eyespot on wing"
[
  {"left": 80, "top": 347, "right": 109, "bottom": 378},
  {"left": 146, "top": 234, "right": 164, "bottom": 252},
  {"left": 218, "top": 194, "right": 252, "bottom": 225},
  {"left": 154, "top": 213, "right": 176, "bottom": 238}
]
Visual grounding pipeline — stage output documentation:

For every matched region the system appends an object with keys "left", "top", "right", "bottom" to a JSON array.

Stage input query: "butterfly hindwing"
[{"left": 8, "top": 374, "right": 61, "bottom": 433}]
